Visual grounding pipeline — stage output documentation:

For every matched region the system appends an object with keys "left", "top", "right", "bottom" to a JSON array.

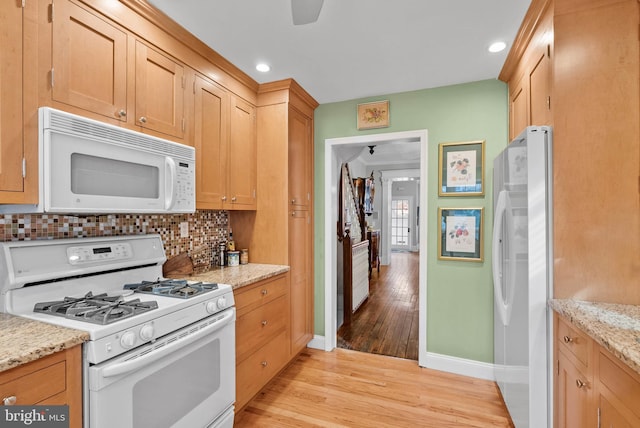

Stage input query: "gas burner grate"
[
  {"left": 34, "top": 292, "right": 158, "bottom": 325},
  {"left": 124, "top": 279, "right": 218, "bottom": 299}
]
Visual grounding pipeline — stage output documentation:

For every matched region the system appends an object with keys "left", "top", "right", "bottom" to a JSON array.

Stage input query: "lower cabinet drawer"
[
  {"left": 236, "top": 295, "right": 287, "bottom": 362},
  {"left": 236, "top": 330, "right": 289, "bottom": 410},
  {"left": 557, "top": 316, "right": 590, "bottom": 368},
  {"left": 0, "top": 361, "right": 66, "bottom": 405}
]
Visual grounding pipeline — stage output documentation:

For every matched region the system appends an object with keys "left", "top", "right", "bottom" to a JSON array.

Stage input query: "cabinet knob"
[
  {"left": 261, "top": 320, "right": 268, "bottom": 327},
  {"left": 139, "top": 116, "right": 147, "bottom": 124},
  {"left": 118, "top": 109, "right": 127, "bottom": 117},
  {"left": 291, "top": 211, "right": 296, "bottom": 216},
  {"left": 291, "top": 198, "right": 296, "bottom": 204},
  {"left": 231, "top": 196, "right": 237, "bottom": 202},
  {"left": 261, "top": 361, "right": 268, "bottom": 367},
  {"left": 221, "top": 196, "right": 227, "bottom": 201},
  {"left": 563, "top": 335, "right": 574, "bottom": 343},
  {"left": 3, "top": 396, "right": 17, "bottom": 406},
  {"left": 575, "top": 379, "right": 586, "bottom": 389},
  {"left": 261, "top": 289, "right": 268, "bottom": 296}
]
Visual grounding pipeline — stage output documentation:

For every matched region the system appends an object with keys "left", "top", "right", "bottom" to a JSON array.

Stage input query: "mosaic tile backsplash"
[{"left": 0, "top": 210, "right": 229, "bottom": 271}]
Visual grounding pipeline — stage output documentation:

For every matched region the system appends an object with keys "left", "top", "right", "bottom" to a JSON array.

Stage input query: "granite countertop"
[
  {"left": 187, "top": 263, "right": 290, "bottom": 289},
  {"left": 0, "top": 313, "right": 89, "bottom": 373},
  {"left": 550, "top": 299, "right": 640, "bottom": 375}
]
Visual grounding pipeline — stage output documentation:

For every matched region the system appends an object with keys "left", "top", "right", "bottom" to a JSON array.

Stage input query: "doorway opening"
[{"left": 323, "top": 130, "right": 428, "bottom": 366}]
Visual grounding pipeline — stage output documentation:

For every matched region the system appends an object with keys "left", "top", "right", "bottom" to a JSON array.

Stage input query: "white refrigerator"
[{"left": 492, "top": 126, "right": 553, "bottom": 428}]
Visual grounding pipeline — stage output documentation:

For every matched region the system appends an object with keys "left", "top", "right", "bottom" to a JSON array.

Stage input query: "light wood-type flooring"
[
  {"left": 234, "top": 347, "right": 514, "bottom": 427},
  {"left": 338, "top": 251, "right": 419, "bottom": 360}
]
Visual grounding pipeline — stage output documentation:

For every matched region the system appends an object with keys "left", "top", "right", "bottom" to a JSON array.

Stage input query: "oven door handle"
[{"left": 101, "top": 309, "right": 234, "bottom": 378}]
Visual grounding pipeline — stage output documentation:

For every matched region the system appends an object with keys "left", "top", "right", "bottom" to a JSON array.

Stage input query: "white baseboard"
[
  {"left": 424, "top": 352, "right": 495, "bottom": 381},
  {"left": 307, "top": 336, "right": 496, "bottom": 382},
  {"left": 307, "top": 335, "right": 330, "bottom": 351}
]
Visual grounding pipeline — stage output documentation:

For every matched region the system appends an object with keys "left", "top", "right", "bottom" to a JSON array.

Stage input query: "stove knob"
[
  {"left": 120, "top": 331, "right": 137, "bottom": 349},
  {"left": 205, "top": 301, "right": 217, "bottom": 314},
  {"left": 216, "top": 297, "right": 227, "bottom": 310},
  {"left": 140, "top": 324, "right": 154, "bottom": 341}
]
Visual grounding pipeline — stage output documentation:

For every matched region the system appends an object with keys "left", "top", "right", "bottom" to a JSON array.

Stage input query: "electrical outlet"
[{"left": 179, "top": 222, "right": 189, "bottom": 238}]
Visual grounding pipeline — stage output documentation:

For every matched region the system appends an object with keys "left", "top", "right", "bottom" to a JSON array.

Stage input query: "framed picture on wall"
[
  {"left": 357, "top": 100, "right": 390, "bottom": 130},
  {"left": 437, "top": 207, "right": 484, "bottom": 262},
  {"left": 438, "top": 140, "right": 485, "bottom": 196}
]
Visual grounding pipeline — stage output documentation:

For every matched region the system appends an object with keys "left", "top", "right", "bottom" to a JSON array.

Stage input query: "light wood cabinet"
[
  {"left": 231, "top": 79, "right": 317, "bottom": 356},
  {"left": 0, "top": 1, "right": 25, "bottom": 193},
  {"left": 555, "top": 315, "right": 594, "bottom": 428},
  {"left": 502, "top": 0, "right": 640, "bottom": 304},
  {"left": 192, "top": 76, "right": 257, "bottom": 210},
  {"left": 52, "top": 0, "right": 128, "bottom": 122},
  {"left": 554, "top": 314, "right": 640, "bottom": 428},
  {"left": 0, "top": 0, "right": 38, "bottom": 203},
  {"left": 193, "top": 74, "right": 228, "bottom": 209},
  {"left": 133, "top": 40, "right": 185, "bottom": 139},
  {"left": 234, "top": 273, "right": 290, "bottom": 411},
  {"left": 226, "top": 95, "right": 257, "bottom": 210},
  {"left": 0, "top": 346, "right": 83, "bottom": 428},
  {"left": 47, "top": 0, "right": 186, "bottom": 140},
  {"left": 502, "top": 0, "right": 553, "bottom": 140}
]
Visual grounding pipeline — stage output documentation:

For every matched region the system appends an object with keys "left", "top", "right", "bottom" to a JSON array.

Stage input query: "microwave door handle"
[{"left": 165, "top": 157, "right": 176, "bottom": 210}]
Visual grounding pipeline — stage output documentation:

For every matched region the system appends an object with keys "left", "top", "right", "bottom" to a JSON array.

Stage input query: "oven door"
[{"left": 88, "top": 308, "right": 235, "bottom": 428}]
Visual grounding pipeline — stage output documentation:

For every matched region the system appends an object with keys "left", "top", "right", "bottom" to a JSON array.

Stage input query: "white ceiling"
[{"left": 147, "top": 0, "right": 531, "bottom": 105}]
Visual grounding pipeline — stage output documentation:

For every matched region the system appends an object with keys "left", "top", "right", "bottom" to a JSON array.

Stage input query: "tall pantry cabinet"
[{"left": 231, "top": 78, "right": 317, "bottom": 356}]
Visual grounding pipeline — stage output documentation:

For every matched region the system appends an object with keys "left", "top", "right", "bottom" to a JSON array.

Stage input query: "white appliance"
[
  {"left": 0, "top": 235, "right": 235, "bottom": 428},
  {"left": 492, "top": 126, "right": 553, "bottom": 428},
  {"left": 0, "top": 107, "right": 195, "bottom": 214}
]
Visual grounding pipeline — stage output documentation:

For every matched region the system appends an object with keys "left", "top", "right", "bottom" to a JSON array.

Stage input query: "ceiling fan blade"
[{"left": 291, "top": 0, "right": 324, "bottom": 25}]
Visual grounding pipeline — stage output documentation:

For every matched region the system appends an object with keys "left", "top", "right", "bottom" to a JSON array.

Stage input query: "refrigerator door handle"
[{"left": 492, "top": 190, "right": 515, "bottom": 326}]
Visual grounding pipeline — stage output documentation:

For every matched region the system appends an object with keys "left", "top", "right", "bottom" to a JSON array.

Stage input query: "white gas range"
[{"left": 0, "top": 234, "right": 235, "bottom": 428}]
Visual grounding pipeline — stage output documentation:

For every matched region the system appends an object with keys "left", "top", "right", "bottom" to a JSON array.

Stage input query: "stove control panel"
[{"left": 67, "top": 243, "right": 132, "bottom": 265}]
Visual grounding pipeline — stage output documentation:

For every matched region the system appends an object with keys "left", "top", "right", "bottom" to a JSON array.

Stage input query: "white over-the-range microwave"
[{"left": 0, "top": 107, "right": 195, "bottom": 214}]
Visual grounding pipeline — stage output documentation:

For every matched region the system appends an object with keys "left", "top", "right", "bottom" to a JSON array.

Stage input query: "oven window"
[
  {"left": 132, "top": 340, "right": 221, "bottom": 428},
  {"left": 71, "top": 153, "right": 159, "bottom": 198}
]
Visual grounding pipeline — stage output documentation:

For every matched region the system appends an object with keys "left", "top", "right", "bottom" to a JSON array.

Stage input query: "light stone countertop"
[
  {"left": 0, "top": 313, "right": 89, "bottom": 373},
  {"left": 550, "top": 299, "right": 640, "bottom": 375},
  {"left": 187, "top": 263, "right": 290, "bottom": 289}
]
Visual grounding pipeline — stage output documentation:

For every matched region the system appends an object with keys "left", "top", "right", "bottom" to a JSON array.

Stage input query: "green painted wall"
[{"left": 313, "top": 79, "right": 509, "bottom": 363}]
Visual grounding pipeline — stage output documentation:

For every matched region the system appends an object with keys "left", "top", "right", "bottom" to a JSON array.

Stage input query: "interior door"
[{"left": 391, "top": 198, "right": 411, "bottom": 251}]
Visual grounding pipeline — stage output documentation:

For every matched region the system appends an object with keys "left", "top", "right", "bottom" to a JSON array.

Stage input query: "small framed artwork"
[
  {"left": 357, "top": 100, "right": 389, "bottom": 130},
  {"left": 438, "top": 207, "right": 484, "bottom": 262},
  {"left": 438, "top": 140, "right": 485, "bottom": 196}
]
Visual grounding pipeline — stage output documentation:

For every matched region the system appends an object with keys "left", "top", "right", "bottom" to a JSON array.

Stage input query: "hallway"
[{"left": 337, "top": 251, "right": 419, "bottom": 360}]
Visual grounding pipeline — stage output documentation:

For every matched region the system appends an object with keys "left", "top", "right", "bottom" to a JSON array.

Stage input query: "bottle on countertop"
[
  {"left": 219, "top": 242, "right": 226, "bottom": 266},
  {"left": 227, "top": 228, "right": 236, "bottom": 252}
]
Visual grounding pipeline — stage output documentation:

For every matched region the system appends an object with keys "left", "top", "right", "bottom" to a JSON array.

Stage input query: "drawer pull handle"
[
  {"left": 3, "top": 396, "right": 17, "bottom": 406},
  {"left": 261, "top": 320, "right": 268, "bottom": 327},
  {"left": 261, "top": 361, "right": 268, "bottom": 367},
  {"left": 575, "top": 379, "right": 586, "bottom": 389},
  {"left": 261, "top": 289, "right": 268, "bottom": 296},
  {"left": 563, "top": 335, "right": 574, "bottom": 343}
]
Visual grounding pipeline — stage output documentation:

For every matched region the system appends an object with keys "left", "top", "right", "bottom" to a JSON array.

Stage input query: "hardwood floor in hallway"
[
  {"left": 337, "top": 251, "right": 419, "bottom": 360},
  {"left": 234, "top": 348, "right": 514, "bottom": 427}
]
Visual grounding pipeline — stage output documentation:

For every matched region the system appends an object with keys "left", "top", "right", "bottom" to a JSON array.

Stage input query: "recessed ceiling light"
[
  {"left": 256, "top": 63, "right": 271, "bottom": 72},
  {"left": 488, "top": 42, "right": 507, "bottom": 53}
]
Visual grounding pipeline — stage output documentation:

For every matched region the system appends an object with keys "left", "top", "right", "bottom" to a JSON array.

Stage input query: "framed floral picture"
[
  {"left": 438, "top": 140, "right": 485, "bottom": 196},
  {"left": 437, "top": 207, "right": 484, "bottom": 262},
  {"left": 357, "top": 100, "right": 389, "bottom": 130}
]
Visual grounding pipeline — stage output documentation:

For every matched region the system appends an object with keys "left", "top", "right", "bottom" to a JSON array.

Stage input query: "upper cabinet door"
[
  {"left": 52, "top": 0, "right": 127, "bottom": 121},
  {"left": 135, "top": 41, "right": 185, "bottom": 139},
  {"left": 194, "top": 74, "right": 228, "bottom": 210},
  {"left": 288, "top": 106, "right": 312, "bottom": 210},
  {"left": 0, "top": 1, "right": 25, "bottom": 193},
  {"left": 226, "top": 95, "right": 256, "bottom": 209}
]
